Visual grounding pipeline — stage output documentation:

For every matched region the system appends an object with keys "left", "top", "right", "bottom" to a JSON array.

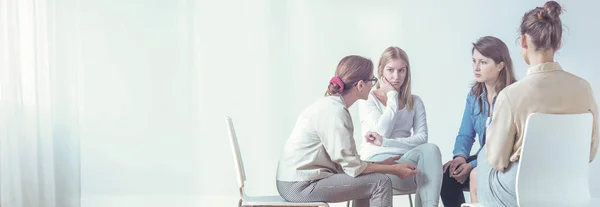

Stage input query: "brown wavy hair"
[{"left": 471, "top": 36, "right": 517, "bottom": 115}]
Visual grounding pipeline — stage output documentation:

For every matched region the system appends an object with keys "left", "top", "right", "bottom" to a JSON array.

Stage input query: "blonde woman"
[
  {"left": 276, "top": 55, "right": 418, "bottom": 207},
  {"left": 359, "top": 47, "right": 442, "bottom": 207}
]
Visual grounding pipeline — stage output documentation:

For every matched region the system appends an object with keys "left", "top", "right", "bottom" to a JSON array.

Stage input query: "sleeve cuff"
[
  {"left": 385, "top": 91, "right": 399, "bottom": 111},
  {"left": 386, "top": 91, "right": 399, "bottom": 98},
  {"left": 470, "top": 160, "right": 478, "bottom": 168},
  {"left": 382, "top": 138, "right": 390, "bottom": 147},
  {"left": 346, "top": 161, "right": 369, "bottom": 177},
  {"left": 453, "top": 153, "right": 468, "bottom": 160}
]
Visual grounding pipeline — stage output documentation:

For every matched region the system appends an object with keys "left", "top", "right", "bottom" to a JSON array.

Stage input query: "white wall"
[{"left": 56, "top": 0, "right": 600, "bottom": 206}]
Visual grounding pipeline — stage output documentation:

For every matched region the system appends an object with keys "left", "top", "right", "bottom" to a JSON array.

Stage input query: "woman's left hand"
[
  {"left": 451, "top": 163, "right": 473, "bottom": 184},
  {"left": 364, "top": 131, "right": 383, "bottom": 146}
]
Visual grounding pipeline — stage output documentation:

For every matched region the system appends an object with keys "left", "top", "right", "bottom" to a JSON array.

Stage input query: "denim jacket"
[{"left": 452, "top": 89, "right": 495, "bottom": 167}]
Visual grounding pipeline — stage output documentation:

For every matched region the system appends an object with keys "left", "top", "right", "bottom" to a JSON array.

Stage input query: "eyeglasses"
[
  {"left": 365, "top": 77, "right": 378, "bottom": 84},
  {"left": 353, "top": 77, "right": 379, "bottom": 87}
]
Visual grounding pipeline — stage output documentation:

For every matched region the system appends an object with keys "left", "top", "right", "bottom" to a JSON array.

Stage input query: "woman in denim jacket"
[{"left": 440, "top": 36, "right": 517, "bottom": 207}]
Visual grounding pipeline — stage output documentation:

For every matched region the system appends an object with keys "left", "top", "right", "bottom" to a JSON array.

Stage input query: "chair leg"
[
  {"left": 346, "top": 200, "right": 351, "bottom": 207},
  {"left": 408, "top": 194, "right": 413, "bottom": 207}
]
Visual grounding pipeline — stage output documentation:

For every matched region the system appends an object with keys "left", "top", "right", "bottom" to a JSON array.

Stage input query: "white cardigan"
[
  {"left": 276, "top": 95, "right": 368, "bottom": 182},
  {"left": 359, "top": 90, "right": 428, "bottom": 159}
]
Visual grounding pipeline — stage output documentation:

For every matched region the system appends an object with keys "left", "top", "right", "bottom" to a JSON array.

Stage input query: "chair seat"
[
  {"left": 461, "top": 199, "right": 600, "bottom": 207},
  {"left": 243, "top": 195, "right": 329, "bottom": 206},
  {"left": 461, "top": 203, "right": 486, "bottom": 207},
  {"left": 392, "top": 189, "right": 414, "bottom": 195}
]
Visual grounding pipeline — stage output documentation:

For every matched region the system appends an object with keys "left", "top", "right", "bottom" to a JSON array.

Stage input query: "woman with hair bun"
[{"left": 474, "top": 1, "right": 599, "bottom": 206}]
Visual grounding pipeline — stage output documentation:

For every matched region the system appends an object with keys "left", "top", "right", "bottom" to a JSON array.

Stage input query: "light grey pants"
[
  {"left": 277, "top": 173, "right": 393, "bottom": 207},
  {"left": 476, "top": 149, "right": 518, "bottom": 207},
  {"left": 366, "top": 143, "right": 443, "bottom": 207}
]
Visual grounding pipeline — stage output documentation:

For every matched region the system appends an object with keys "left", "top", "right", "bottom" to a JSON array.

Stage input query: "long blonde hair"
[{"left": 376, "top": 46, "right": 414, "bottom": 111}]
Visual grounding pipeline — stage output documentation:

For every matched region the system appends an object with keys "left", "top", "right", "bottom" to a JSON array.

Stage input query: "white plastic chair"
[
  {"left": 394, "top": 190, "right": 414, "bottom": 207},
  {"left": 462, "top": 113, "right": 596, "bottom": 207},
  {"left": 226, "top": 116, "right": 329, "bottom": 207},
  {"left": 516, "top": 113, "right": 594, "bottom": 207},
  {"left": 461, "top": 203, "right": 486, "bottom": 207},
  {"left": 393, "top": 190, "right": 415, "bottom": 207}
]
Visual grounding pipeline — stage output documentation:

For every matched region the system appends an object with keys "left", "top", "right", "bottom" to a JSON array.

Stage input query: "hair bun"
[
  {"left": 543, "top": 1, "right": 563, "bottom": 20},
  {"left": 327, "top": 82, "right": 342, "bottom": 95}
]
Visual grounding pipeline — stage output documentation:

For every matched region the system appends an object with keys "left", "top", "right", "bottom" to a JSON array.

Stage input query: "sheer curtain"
[{"left": 0, "top": 0, "right": 81, "bottom": 206}]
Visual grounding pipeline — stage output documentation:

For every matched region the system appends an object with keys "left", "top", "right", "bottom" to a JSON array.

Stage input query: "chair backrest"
[
  {"left": 226, "top": 116, "right": 247, "bottom": 194},
  {"left": 516, "top": 113, "right": 593, "bottom": 207}
]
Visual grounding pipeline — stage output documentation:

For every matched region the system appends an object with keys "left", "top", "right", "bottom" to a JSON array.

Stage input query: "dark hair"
[
  {"left": 471, "top": 36, "right": 517, "bottom": 115},
  {"left": 520, "top": 1, "right": 563, "bottom": 51},
  {"left": 325, "top": 55, "right": 374, "bottom": 96}
]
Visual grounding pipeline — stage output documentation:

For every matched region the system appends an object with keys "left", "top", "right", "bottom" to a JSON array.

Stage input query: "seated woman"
[
  {"left": 358, "top": 46, "right": 442, "bottom": 207},
  {"left": 276, "top": 55, "right": 419, "bottom": 207},
  {"left": 477, "top": 1, "right": 599, "bottom": 206},
  {"left": 440, "top": 36, "right": 517, "bottom": 207}
]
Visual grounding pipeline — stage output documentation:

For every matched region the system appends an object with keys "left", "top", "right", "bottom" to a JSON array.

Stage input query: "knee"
[
  {"left": 377, "top": 174, "right": 392, "bottom": 192},
  {"left": 442, "top": 170, "right": 453, "bottom": 183},
  {"left": 419, "top": 143, "right": 442, "bottom": 157},
  {"left": 441, "top": 171, "right": 457, "bottom": 195},
  {"left": 374, "top": 173, "right": 392, "bottom": 189},
  {"left": 442, "top": 170, "right": 457, "bottom": 186}
]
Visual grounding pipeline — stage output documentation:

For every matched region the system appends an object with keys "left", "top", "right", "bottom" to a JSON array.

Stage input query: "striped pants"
[{"left": 276, "top": 173, "right": 393, "bottom": 207}]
